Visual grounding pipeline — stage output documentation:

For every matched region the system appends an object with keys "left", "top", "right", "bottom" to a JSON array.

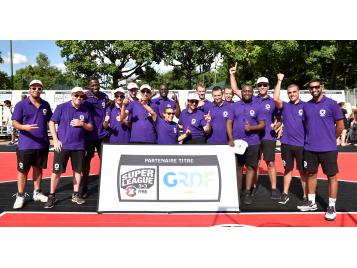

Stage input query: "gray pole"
[{"left": 10, "top": 40, "right": 14, "bottom": 90}]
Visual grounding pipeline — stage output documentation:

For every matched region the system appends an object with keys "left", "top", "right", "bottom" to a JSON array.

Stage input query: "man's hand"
[
  {"left": 172, "top": 92, "right": 178, "bottom": 103},
  {"left": 22, "top": 124, "right": 39, "bottom": 132},
  {"left": 204, "top": 111, "right": 211, "bottom": 123},
  {"left": 277, "top": 73, "right": 284, "bottom": 81},
  {"left": 53, "top": 139, "right": 62, "bottom": 152},
  {"left": 70, "top": 119, "right": 84, "bottom": 127},
  {"left": 229, "top": 62, "right": 238, "bottom": 75},
  {"left": 228, "top": 139, "right": 235, "bottom": 147}
]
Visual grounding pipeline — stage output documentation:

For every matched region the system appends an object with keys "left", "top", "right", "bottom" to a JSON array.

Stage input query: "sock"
[
  {"left": 329, "top": 197, "right": 336, "bottom": 207},
  {"left": 17, "top": 192, "right": 24, "bottom": 197},
  {"left": 308, "top": 194, "right": 316, "bottom": 204},
  {"left": 73, "top": 191, "right": 79, "bottom": 196}
]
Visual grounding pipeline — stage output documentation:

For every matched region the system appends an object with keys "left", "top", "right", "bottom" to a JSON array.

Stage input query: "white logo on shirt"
[
  {"left": 54, "top": 163, "right": 60, "bottom": 170},
  {"left": 102, "top": 102, "right": 105, "bottom": 108},
  {"left": 19, "top": 162, "right": 23, "bottom": 169},
  {"left": 79, "top": 115, "right": 85, "bottom": 121},
  {"left": 303, "top": 161, "right": 307, "bottom": 168},
  {"left": 167, "top": 104, "right": 172, "bottom": 108},
  {"left": 265, "top": 104, "right": 271, "bottom": 110},
  {"left": 249, "top": 110, "right": 255, "bottom": 116},
  {"left": 223, "top": 111, "right": 228, "bottom": 117},
  {"left": 173, "top": 127, "right": 177, "bottom": 134},
  {"left": 42, "top": 109, "right": 47, "bottom": 115},
  {"left": 319, "top": 109, "right": 326, "bottom": 117},
  {"left": 298, "top": 109, "right": 303, "bottom": 116},
  {"left": 191, "top": 118, "right": 196, "bottom": 125},
  {"left": 282, "top": 160, "right": 286, "bottom": 167}
]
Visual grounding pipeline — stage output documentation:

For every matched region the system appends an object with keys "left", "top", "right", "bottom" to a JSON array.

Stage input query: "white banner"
[{"left": 98, "top": 144, "right": 240, "bottom": 212}]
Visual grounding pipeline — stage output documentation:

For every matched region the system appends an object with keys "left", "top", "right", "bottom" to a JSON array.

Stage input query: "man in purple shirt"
[
  {"left": 44, "top": 87, "right": 94, "bottom": 208},
  {"left": 206, "top": 86, "right": 231, "bottom": 145},
  {"left": 273, "top": 73, "right": 307, "bottom": 205},
  {"left": 81, "top": 78, "right": 109, "bottom": 198},
  {"left": 120, "top": 84, "right": 157, "bottom": 144},
  {"left": 297, "top": 79, "right": 344, "bottom": 221},
  {"left": 151, "top": 83, "right": 181, "bottom": 119},
  {"left": 103, "top": 88, "right": 131, "bottom": 144},
  {"left": 11, "top": 80, "right": 52, "bottom": 209},
  {"left": 227, "top": 84, "right": 265, "bottom": 205},
  {"left": 127, "top": 82, "right": 139, "bottom": 102},
  {"left": 178, "top": 93, "right": 211, "bottom": 144}
]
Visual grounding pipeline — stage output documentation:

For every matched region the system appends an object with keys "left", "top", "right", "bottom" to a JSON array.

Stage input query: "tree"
[
  {"left": 0, "top": 70, "right": 11, "bottom": 89},
  {"left": 56, "top": 40, "right": 164, "bottom": 89},
  {"left": 36, "top": 52, "right": 50, "bottom": 69},
  {"left": 161, "top": 41, "right": 221, "bottom": 90}
]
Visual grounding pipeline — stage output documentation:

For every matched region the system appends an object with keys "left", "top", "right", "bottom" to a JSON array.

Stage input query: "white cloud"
[
  {"left": 3, "top": 53, "right": 28, "bottom": 64},
  {"left": 54, "top": 63, "right": 66, "bottom": 72},
  {"left": 151, "top": 60, "right": 174, "bottom": 74}
]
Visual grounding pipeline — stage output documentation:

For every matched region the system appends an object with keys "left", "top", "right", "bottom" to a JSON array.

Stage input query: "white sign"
[{"left": 98, "top": 144, "right": 239, "bottom": 212}]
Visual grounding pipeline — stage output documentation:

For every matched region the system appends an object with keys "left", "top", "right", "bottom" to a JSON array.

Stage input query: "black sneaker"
[
  {"left": 44, "top": 194, "right": 56, "bottom": 209},
  {"left": 270, "top": 189, "right": 281, "bottom": 200},
  {"left": 72, "top": 193, "right": 86, "bottom": 205},
  {"left": 278, "top": 193, "right": 290, "bottom": 204},
  {"left": 243, "top": 191, "right": 253, "bottom": 205},
  {"left": 297, "top": 197, "right": 307, "bottom": 207}
]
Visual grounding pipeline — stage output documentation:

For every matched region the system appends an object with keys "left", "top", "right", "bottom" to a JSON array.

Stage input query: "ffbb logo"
[{"left": 120, "top": 168, "right": 155, "bottom": 197}]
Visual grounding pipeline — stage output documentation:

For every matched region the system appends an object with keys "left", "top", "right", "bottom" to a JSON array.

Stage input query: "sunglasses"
[
  {"left": 166, "top": 112, "right": 175, "bottom": 115},
  {"left": 309, "top": 85, "right": 321, "bottom": 90},
  {"left": 141, "top": 89, "right": 151, "bottom": 94},
  {"left": 115, "top": 94, "right": 125, "bottom": 99},
  {"left": 73, "top": 94, "right": 85, "bottom": 99},
  {"left": 30, "top": 87, "right": 43, "bottom": 91},
  {"left": 189, "top": 100, "right": 199, "bottom": 104},
  {"left": 257, "top": 83, "right": 269, "bottom": 88}
]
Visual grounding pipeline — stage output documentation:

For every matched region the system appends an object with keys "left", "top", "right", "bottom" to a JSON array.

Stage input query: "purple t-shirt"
[
  {"left": 84, "top": 90, "right": 109, "bottom": 141},
  {"left": 155, "top": 117, "right": 179, "bottom": 144},
  {"left": 11, "top": 98, "right": 52, "bottom": 150},
  {"left": 303, "top": 96, "right": 343, "bottom": 152},
  {"left": 228, "top": 100, "right": 264, "bottom": 146},
  {"left": 206, "top": 101, "right": 231, "bottom": 144},
  {"left": 126, "top": 100, "right": 156, "bottom": 143},
  {"left": 178, "top": 108, "right": 207, "bottom": 140},
  {"left": 106, "top": 106, "right": 130, "bottom": 144},
  {"left": 255, "top": 95, "right": 280, "bottom": 141},
  {"left": 280, "top": 100, "right": 305, "bottom": 147},
  {"left": 51, "top": 101, "right": 93, "bottom": 150},
  {"left": 151, "top": 97, "right": 177, "bottom": 118}
]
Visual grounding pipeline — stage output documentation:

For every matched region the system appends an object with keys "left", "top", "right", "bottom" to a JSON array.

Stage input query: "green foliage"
[{"left": 0, "top": 70, "right": 11, "bottom": 89}]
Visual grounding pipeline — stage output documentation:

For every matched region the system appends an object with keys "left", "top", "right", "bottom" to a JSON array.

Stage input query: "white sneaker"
[
  {"left": 325, "top": 206, "right": 337, "bottom": 221},
  {"left": 13, "top": 193, "right": 25, "bottom": 209},
  {"left": 33, "top": 190, "right": 48, "bottom": 202}
]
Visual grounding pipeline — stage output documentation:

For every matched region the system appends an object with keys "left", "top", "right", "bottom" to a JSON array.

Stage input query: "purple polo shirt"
[
  {"left": 106, "top": 106, "right": 130, "bottom": 144},
  {"left": 280, "top": 100, "right": 305, "bottom": 147},
  {"left": 303, "top": 96, "right": 343, "bottom": 152},
  {"left": 126, "top": 100, "right": 156, "bottom": 143},
  {"left": 178, "top": 108, "right": 207, "bottom": 139},
  {"left": 228, "top": 100, "right": 264, "bottom": 146},
  {"left": 155, "top": 117, "right": 179, "bottom": 144},
  {"left": 51, "top": 101, "right": 93, "bottom": 150},
  {"left": 255, "top": 95, "right": 280, "bottom": 141},
  {"left": 151, "top": 97, "right": 177, "bottom": 118},
  {"left": 84, "top": 90, "right": 109, "bottom": 141},
  {"left": 206, "top": 101, "right": 231, "bottom": 144},
  {"left": 12, "top": 98, "right": 52, "bottom": 150}
]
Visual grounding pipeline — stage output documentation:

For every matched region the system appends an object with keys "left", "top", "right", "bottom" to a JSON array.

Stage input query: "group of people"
[{"left": 10, "top": 64, "right": 344, "bottom": 221}]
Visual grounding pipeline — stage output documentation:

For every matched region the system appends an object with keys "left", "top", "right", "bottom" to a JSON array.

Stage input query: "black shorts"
[
  {"left": 281, "top": 144, "right": 304, "bottom": 171},
  {"left": 16, "top": 148, "right": 49, "bottom": 173},
  {"left": 53, "top": 150, "right": 84, "bottom": 174},
  {"left": 236, "top": 144, "right": 260, "bottom": 168},
  {"left": 303, "top": 150, "right": 339, "bottom": 177},
  {"left": 85, "top": 138, "right": 104, "bottom": 159},
  {"left": 259, "top": 139, "right": 276, "bottom": 162}
]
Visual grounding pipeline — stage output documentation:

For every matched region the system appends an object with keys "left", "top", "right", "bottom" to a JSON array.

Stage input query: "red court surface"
[{"left": 1, "top": 212, "right": 357, "bottom": 227}]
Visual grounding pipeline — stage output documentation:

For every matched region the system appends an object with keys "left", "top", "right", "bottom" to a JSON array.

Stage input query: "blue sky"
[{"left": 0, "top": 40, "right": 65, "bottom": 75}]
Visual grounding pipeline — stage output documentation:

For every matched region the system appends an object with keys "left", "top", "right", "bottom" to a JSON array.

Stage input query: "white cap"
[
  {"left": 29, "top": 80, "right": 43, "bottom": 87},
  {"left": 187, "top": 92, "right": 200, "bottom": 101},
  {"left": 127, "top": 82, "right": 139, "bottom": 90},
  {"left": 232, "top": 139, "right": 248, "bottom": 155},
  {"left": 71, "top": 87, "right": 85, "bottom": 94},
  {"left": 256, "top": 77, "right": 269, "bottom": 85},
  {"left": 114, "top": 87, "right": 126, "bottom": 94},
  {"left": 140, "top": 84, "right": 152, "bottom": 92}
]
